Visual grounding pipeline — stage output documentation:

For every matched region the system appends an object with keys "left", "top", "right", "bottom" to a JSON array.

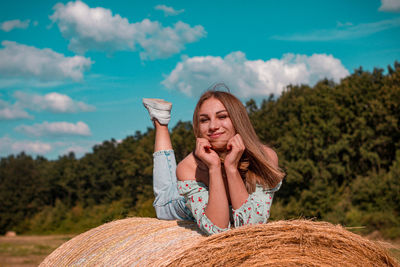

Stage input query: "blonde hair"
[{"left": 193, "top": 90, "right": 285, "bottom": 192}]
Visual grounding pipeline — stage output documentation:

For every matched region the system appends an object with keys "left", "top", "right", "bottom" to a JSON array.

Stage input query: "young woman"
[{"left": 143, "top": 89, "right": 284, "bottom": 235}]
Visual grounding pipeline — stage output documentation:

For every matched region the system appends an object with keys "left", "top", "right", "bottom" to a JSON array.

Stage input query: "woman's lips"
[{"left": 209, "top": 132, "right": 224, "bottom": 139}]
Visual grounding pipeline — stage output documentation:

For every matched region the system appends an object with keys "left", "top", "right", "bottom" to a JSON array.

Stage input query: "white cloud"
[
  {"left": 162, "top": 52, "right": 349, "bottom": 98},
  {"left": 14, "top": 91, "right": 95, "bottom": 113},
  {"left": 1, "top": 19, "right": 30, "bottom": 32},
  {"left": 336, "top": 21, "right": 353, "bottom": 27},
  {"left": 0, "top": 78, "right": 64, "bottom": 89},
  {"left": 0, "top": 99, "right": 32, "bottom": 120},
  {"left": 0, "top": 137, "right": 98, "bottom": 158},
  {"left": 271, "top": 17, "right": 400, "bottom": 41},
  {"left": 154, "top": 5, "right": 184, "bottom": 16},
  {"left": 16, "top": 121, "right": 91, "bottom": 137},
  {"left": 50, "top": 1, "right": 205, "bottom": 59},
  {"left": 0, "top": 92, "right": 93, "bottom": 120},
  {"left": 12, "top": 141, "right": 52, "bottom": 154},
  {"left": 138, "top": 21, "right": 206, "bottom": 60},
  {"left": 0, "top": 136, "right": 52, "bottom": 155},
  {"left": 0, "top": 41, "right": 93, "bottom": 81},
  {"left": 379, "top": 0, "right": 400, "bottom": 12}
]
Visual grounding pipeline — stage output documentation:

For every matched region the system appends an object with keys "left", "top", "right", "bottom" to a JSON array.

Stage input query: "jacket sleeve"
[
  {"left": 232, "top": 181, "right": 282, "bottom": 227},
  {"left": 178, "top": 180, "right": 230, "bottom": 235}
]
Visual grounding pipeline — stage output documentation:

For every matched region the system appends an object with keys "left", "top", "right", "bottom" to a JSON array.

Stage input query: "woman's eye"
[
  {"left": 200, "top": 118, "right": 209, "bottom": 123},
  {"left": 218, "top": 115, "right": 227, "bottom": 119}
]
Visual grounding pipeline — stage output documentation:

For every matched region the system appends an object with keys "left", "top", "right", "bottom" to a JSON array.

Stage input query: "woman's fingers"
[
  {"left": 224, "top": 134, "right": 245, "bottom": 169},
  {"left": 227, "top": 134, "right": 244, "bottom": 152},
  {"left": 196, "top": 138, "right": 211, "bottom": 153},
  {"left": 195, "top": 138, "right": 220, "bottom": 168},
  {"left": 226, "top": 138, "right": 233, "bottom": 151}
]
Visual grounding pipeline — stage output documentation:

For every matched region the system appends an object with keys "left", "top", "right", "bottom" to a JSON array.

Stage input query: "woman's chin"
[{"left": 210, "top": 140, "right": 227, "bottom": 151}]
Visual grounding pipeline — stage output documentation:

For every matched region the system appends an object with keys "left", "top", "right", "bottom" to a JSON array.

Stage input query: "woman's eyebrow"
[{"left": 199, "top": 110, "right": 227, "bottom": 117}]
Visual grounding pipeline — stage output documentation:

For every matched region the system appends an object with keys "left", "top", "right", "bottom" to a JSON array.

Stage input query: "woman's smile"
[{"left": 209, "top": 132, "right": 224, "bottom": 139}]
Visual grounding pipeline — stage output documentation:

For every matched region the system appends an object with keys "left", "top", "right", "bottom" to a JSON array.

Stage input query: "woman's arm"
[
  {"left": 176, "top": 179, "right": 230, "bottom": 235},
  {"left": 225, "top": 167, "right": 249, "bottom": 209},
  {"left": 177, "top": 138, "right": 230, "bottom": 230},
  {"left": 224, "top": 134, "right": 249, "bottom": 209},
  {"left": 205, "top": 164, "right": 230, "bottom": 228},
  {"left": 195, "top": 138, "right": 230, "bottom": 228},
  {"left": 226, "top": 142, "right": 281, "bottom": 226},
  {"left": 232, "top": 184, "right": 280, "bottom": 227}
]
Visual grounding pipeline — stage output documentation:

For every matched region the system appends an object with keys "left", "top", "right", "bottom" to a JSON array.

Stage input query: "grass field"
[
  {"left": 0, "top": 235, "right": 75, "bottom": 267},
  {"left": 0, "top": 234, "right": 399, "bottom": 266}
]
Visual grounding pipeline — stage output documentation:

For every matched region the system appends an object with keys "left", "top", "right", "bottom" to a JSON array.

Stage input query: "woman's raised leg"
[
  {"left": 143, "top": 98, "right": 192, "bottom": 220},
  {"left": 154, "top": 120, "right": 173, "bottom": 152}
]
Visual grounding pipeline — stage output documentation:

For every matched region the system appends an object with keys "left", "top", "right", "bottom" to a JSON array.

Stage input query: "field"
[
  {"left": 0, "top": 235, "right": 75, "bottom": 267},
  {"left": 0, "top": 234, "right": 399, "bottom": 266}
]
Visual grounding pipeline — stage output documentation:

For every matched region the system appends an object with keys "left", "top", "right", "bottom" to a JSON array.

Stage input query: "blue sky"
[{"left": 0, "top": 0, "right": 399, "bottom": 159}]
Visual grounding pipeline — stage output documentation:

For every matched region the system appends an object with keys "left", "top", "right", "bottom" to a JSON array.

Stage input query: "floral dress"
[{"left": 177, "top": 180, "right": 281, "bottom": 235}]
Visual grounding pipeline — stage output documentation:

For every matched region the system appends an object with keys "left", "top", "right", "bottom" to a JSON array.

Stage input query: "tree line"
[{"left": 0, "top": 62, "right": 399, "bottom": 238}]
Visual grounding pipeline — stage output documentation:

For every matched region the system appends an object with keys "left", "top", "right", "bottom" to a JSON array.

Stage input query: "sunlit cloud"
[
  {"left": 0, "top": 136, "right": 53, "bottom": 155},
  {"left": 162, "top": 52, "right": 349, "bottom": 98},
  {"left": 16, "top": 121, "right": 92, "bottom": 137},
  {"left": 50, "top": 1, "right": 205, "bottom": 60},
  {"left": 0, "top": 136, "right": 98, "bottom": 158},
  {"left": 0, "top": 92, "right": 94, "bottom": 120},
  {"left": 14, "top": 91, "right": 95, "bottom": 113},
  {"left": 271, "top": 17, "right": 400, "bottom": 41},
  {"left": 0, "top": 99, "right": 32, "bottom": 120},
  {"left": 379, "top": 0, "right": 400, "bottom": 12},
  {"left": 154, "top": 5, "right": 184, "bottom": 16},
  {"left": 1, "top": 19, "right": 30, "bottom": 32},
  {"left": 0, "top": 41, "right": 93, "bottom": 81}
]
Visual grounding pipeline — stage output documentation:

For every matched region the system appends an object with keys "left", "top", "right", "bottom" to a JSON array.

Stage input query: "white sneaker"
[{"left": 142, "top": 98, "right": 172, "bottom": 125}]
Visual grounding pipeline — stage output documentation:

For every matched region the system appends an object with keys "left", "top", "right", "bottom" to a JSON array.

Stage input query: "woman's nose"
[{"left": 209, "top": 118, "right": 219, "bottom": 130}]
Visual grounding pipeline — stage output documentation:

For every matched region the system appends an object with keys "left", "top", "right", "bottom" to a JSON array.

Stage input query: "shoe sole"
[{"left": 142, "top": 98, "right": 172, "bottom": 111}]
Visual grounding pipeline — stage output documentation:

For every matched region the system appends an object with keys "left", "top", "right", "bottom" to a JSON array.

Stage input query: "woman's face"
[{"left": 198, "top": 97, "right": 235, "bottom": 151}]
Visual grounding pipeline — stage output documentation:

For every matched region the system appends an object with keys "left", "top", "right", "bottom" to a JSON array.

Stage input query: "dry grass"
[{"left": 0, "top": 235, "right": 74, "bottom": 267}]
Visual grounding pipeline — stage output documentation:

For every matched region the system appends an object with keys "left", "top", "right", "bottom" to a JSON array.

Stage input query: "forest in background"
[{"left": 0, "top": 62, "right": 399, "bottom": 239}]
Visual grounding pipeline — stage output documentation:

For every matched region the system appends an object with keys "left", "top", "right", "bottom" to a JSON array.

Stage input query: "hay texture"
[
  {"left": 40, "top": 217, "right": 205, "bottom": 266},
  {"left": 170, "top": 220, "right": 399, "bottom": 267},
  {"left": 41, "top": 218, "right": 399, "bottom": 267}
]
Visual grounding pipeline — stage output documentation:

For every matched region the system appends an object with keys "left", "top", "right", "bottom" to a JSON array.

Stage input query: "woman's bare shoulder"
[
  {"left": 176, "top": 152, "right": 197, "bottom": 181},
  {"left": 262, "top": 145, "right": 279, "bottom": 168}
]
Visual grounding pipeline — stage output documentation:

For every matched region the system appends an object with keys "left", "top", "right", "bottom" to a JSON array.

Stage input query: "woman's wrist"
[
  {"left": 224, "top": 164, "right": 239, "bottom": 174},
  {"left": 208, "top": 163, "right": 222, "bottom": 173},
  {"left": 225, "top": 167, "right": 244, "bottom": 184}
]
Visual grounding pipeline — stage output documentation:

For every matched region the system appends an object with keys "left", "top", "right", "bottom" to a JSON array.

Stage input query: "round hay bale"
[
  {"left": 169, "top": 220, "right": 399, "bottom": 267},
  {"left": 40, "top": 217, "right": 206, "bottom": 266},
  {"left": 40, "top": 218, "right": 399, "bottom": 267}
]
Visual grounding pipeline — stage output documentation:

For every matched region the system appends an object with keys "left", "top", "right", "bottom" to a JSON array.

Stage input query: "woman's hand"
[
  {"left": 224, "top": 134, "right": 245, "bottom": 171},
  {"left": 195, "top": 138, "right": 221, "bottom": 169}
]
